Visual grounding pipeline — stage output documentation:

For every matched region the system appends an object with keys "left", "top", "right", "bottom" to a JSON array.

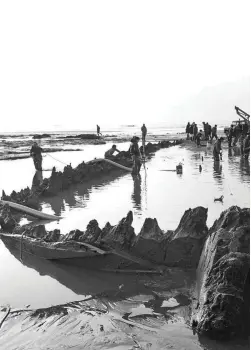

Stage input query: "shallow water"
[{"left": 0, "top": 140, "right": 249, "bottom": 349}]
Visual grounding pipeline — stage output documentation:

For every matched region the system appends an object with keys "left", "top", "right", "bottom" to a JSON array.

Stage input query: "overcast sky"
[{"left": 0, "top": 0, "right": 250, "bottom": 132}]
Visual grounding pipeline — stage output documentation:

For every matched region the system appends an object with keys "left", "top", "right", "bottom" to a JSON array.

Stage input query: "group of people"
[
  {"left": 185, "top": 120, "right": 250, "bottom": 161},
  {"left": 185, "top": 122, "right": 218, "bottom": 145},
  {"left": 227, "top": 121, "right": 249, "bottom": 147},
  {"left": 104, "top": 124, "right": 147, "bottom": 175}
]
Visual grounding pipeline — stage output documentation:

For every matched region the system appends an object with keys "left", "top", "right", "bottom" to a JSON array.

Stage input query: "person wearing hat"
[
  {"left": 129, "top": 136, "right": 142, "bottom": 175},
  {"left": 30, "top": 142, "right": 43, "bottom": 171},
  {"left": 211, "top": 125, "right": 218, "bottom": 141},
  {"left": 213, "top": 137, "right": 224, "bottom": 161}
]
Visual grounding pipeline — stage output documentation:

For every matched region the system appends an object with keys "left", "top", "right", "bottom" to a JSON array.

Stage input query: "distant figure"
[
  {"left": 242, "top": 122, "right": 249, "bottom": 136},
  {"left": 233, "top": 122, "right": 242, "bottom": 146},
  {"left": 96, "top": 124, "right": 102, "bottom": 136},
  {"left": 141, "top": 124, "right": 147, "bottom": 141},
  {"left": 228, "top": 125, "right": 235, "bottom": 147},
  {"left": 30, "top": 142, "right": 43, "bottom": 171},
  {"left": 211, "top": 125, "right": 218, "bottom": 141},
  {"left": 189, "top": 123, "right": 194, "bottom": 140},
  {"left": 193, "top": 123, "right": 198, "bottom": 142},
  {"left": 129, "top": 136, "right": 142, "bottom": 175},
  {"left": 186, "top": 122, "right": 191, "bottom": 140},
  {"left": 195, "top": 130, "right": 203, "bottom": 146},
  {"left": 104, "top": 144, "right": 120, "bottom": 159},
  {"left": 207, "top": 123, "right": 212, "bottom": 140},
  {"left": 141, "top": 124, "right": 147, "bottom": 156},
  {"left": 243, "top": 133, "right": 250, "bottom": 158},
  {"left": 213, "top": 137, "right": 224, "bottom": 161}
]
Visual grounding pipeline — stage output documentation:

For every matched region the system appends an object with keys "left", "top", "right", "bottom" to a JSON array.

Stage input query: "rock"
[
  {"left": 193, "top": 206, "right": 250, "bottom": 340},
  {"left": 79, "top": 220, "right": 102, "bottom": 243},
  {"left": 0, "top": 204, "right": 16, "bottom": 231},
  {"left": 32, "top": 134, "right": 51, "bottom": 139},
  {"left": 196, "top": 252, "right": 249, "bottom": 339},
  {"left": 172, "top": 207, "right": 208, "bottom": 240},
  {"left": 101, "top": 211, "right": 136, "bottom": 249}
]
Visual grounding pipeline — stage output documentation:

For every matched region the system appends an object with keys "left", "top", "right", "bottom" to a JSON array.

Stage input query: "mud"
[{"left": 0, "top": 205, "right": 249, "bottom": 346}]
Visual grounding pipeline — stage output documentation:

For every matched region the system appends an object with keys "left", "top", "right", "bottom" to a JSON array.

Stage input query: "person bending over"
[{"left": 104, "top": 144, "right": 120, "bottom": 159}]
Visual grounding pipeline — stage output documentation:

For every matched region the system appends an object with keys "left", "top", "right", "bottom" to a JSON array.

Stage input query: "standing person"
[
  {"left": 104, "top": 144, "right": 120, "bottom": 159},
  {"left": 141, "top": 123, "right": 147, "bottom": 156},
  {"left": 193, "top": 123, "right": 198, "bottom": 142},
  {"left": 30, "top": 142, "right": 43, "bottom": 171},
  {"left": 96, "top": 125, "right": 102, "bottom": 136},
  {"left": 202, "top": 122, "right": 207, "bottom": 140},
  {"left": 211, "top": 125, "right": 218, "bottom": 141},
  {"left": 189, "top": 123, "right": 194, "bottom": 140},
  {"left": 207, "top": 123, "right": 212, "bottom": 140},
  {"left": 233, "top": 121, "right": 242, "bottom": 146},
  {"left": 213, "top": 137, "right": 224, "bottom": 161},
  {"left": 243, "top": 133, "right": 250, "bottom": 158},
  {"left": 186, "top": 122, "right": 191, "bottom": 140},
  {"left": 129, "top": 137, "right": 142, "bottom": 175},
  {"left": 228, "top": 125, "right": 235, "bottom": 147}
]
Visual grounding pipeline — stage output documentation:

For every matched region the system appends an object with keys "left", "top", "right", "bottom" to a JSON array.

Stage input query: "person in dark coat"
[
  {"left": 30, "top": 142, "right": 43, "bottom": 171},
  {"left": 211, "top": 125, "right": 218, "bottom": 141},
  {"left": 228, "top": 125, "right": 235, "bottom": 147},
  {"left": 186, "top": 122, "right": 191, "bottom": 140},
  {"left": 193, "top": 123, "right": 198, "bottom": 142},
  {"left": 243, "top": 133, "right": 250, "bottom": 158}
]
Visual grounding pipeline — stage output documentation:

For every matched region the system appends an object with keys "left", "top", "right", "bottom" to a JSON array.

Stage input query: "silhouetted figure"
[
  {"left": 186, "top": 122, "right": 191, "bottom": 140},
  {"left": 207, "top": 123, "right": 212, "bottom": 140},
  {"left": 96, "top": 125, "right": 102, "bottom": 136},
  {"left": 233, "top": 121, "right": 242, "bottom": 146},
  {"left": 141, "top": 124, "right": 147, "bottom": 143},
  {"left": 211, "top": 125, "right": 218, "bottom": 141},
  {"left": 228, "top": 124, "right": 235, "bottom": 147},
  {"left": 129, "top": 136, "right": 142, "bottom": 175},
  {"left": 30, "top": 142, "right": 43, "bottom": 171},
  {"left": 243, "top": 133, "right": 250, "bottom": 159},
  {"left": 193, "top": 123, "right": 198, "bottom": 142}
]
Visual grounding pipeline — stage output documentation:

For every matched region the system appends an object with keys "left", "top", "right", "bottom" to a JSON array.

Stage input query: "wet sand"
[{"left": 0, "top": 136, "right": 249, "bottom": 350}]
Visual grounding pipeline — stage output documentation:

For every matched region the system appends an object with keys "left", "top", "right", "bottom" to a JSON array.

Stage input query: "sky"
[{"left": 0, "top": 0, "right": 250, "bottom": 132}]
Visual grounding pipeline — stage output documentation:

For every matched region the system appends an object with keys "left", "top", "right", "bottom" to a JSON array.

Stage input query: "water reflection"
[
  {"left": 1, "top": 238, "right": 195, "bottom": 304},
  {"left": 131, "top": 174, "right": 142, "bottom": 211},
  {"left": 213, "top": 161, "right": 223, "bottom": 185}
]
